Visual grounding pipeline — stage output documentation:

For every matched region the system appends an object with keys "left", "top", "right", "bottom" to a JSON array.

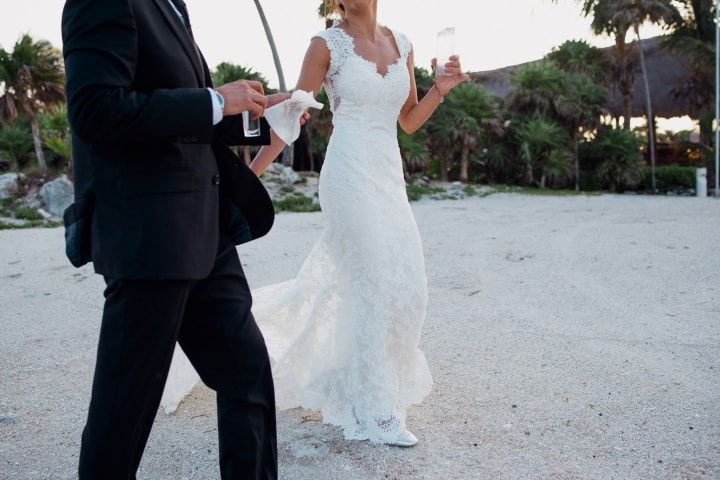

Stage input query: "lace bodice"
[{"left": 313, "top": 26, "right": 412, "bottom": 126}]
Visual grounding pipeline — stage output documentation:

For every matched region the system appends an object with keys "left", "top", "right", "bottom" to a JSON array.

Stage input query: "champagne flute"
[
  {"left": 242, "top": 110, "right": 261, "bottom": 137},
  {"left": 435, "top": 27, "right": 456, "bottom": 77}
]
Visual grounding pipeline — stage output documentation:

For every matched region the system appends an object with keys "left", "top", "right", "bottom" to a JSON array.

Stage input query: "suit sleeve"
[
  {"left": 62, "top": 0, "right": 214, "bottom": 145},
  {"left": 214, "top": 115, "right": 271, "bottom": 147}
]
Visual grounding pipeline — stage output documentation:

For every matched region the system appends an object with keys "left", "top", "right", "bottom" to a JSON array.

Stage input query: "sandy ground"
[{"left": 1, "top": 193, "right": 719, "bottom": 480}]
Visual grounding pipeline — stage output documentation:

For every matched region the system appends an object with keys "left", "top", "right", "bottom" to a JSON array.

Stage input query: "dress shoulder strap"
[
  {"left": 312, "top": 27, "right": 354, "bottom": 78},
  {"left": 390, "top": 29, "right": 413, "bottom": 60}
]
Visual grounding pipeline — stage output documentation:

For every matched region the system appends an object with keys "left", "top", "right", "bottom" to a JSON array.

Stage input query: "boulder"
[
  {"left": 0, "top": 173, "right": 20, "bottom": 199},
  {"left": 39, "top": 175, "right": 74, "bottom": 217},
  {"left": 410, "top": 176, "right": 431, "bottom": 187},
  {"left": 265, "top": 163, "right": 286, "bottom": 175},
  {"left": 279, "top": 166, "right": 301, "bottom": 186}
]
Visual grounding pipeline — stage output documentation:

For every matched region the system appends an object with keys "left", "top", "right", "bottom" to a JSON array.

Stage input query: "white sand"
[{"left": 1, "top": 193, "right": 719, "bottom": 480}]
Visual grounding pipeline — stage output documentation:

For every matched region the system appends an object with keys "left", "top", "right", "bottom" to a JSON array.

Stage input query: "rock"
[
  {"left": 39, "top": 175, "right": 74, "bottom": 217},
  {"left": 411, "top": 176, "right": 431, "bottom": 187},
  {"left": 0, "top": 173, "right": 20, "bottom": 199},
  {"left": 279, "top": 166, "right": 301, "bottom": 186},
  {"left": 0, "top": 413, "right": 16, "bottom": 424},
  {"left": 36, "top": 208, "right": 53, "bottom": 220},
  {"left": 265, "top": 163, "right": 286, "bottom": 175},
  {"left": 446, "top": 182, "right": 466, "bottom": 199}
]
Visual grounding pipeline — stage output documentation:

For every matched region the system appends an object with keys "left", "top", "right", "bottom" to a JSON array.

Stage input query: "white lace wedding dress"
[{"left": 162, "top": 26, "right": 433, "bottom": 443}]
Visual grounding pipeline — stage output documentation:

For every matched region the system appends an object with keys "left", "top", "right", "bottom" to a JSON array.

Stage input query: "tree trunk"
[
  {"left": 698, "top": 112, "right": 713, "bottom": 147},
  {"left": 253, "top": 0, "right": 294, "bottom": 169},
  {"left": 636, "top": 31, "right": 657, "bottom": 193},
  {"left": 622, "top": 94, "right": 633, "bottom": 131},
  {"left": 439, "top": 155, "right": 448, "bottom": 182},
  {"left": 304, "top": 125, "right": 315, "bottom": 172},
  {"left": 459, "top": 139, "right": 470, "bottom": 183},
  {"left": 523, "top": 163, "right": 534, "bottom": 187},
  {"left": 573, "top": 136, "right": 580, "bottom": 192},
  {"left": 615, "top": 31, "right": 633, "bottom": 131},
  {"left": 30, "top": 117, "right": 47, "bottom": 171},
  {"left": 252, "top": 0, "right": 286, "bottom": 92},
  {"left": 539, "top": 172, "right": 547, "bottom": 189},
  {"left": 243, "top": 146, "right": 252, "bottom": 165}
]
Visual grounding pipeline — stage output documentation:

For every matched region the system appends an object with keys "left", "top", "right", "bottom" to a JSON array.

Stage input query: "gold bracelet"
[{"left": 433, "top": 83, "right": 445, "bottom": 103}]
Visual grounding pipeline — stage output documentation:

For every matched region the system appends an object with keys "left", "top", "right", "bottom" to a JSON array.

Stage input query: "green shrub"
[
  {"left": 406, "top": 184, "right": 444, "bottom": 201},
  {"left": 15, "top": 206, "right": 43, "bottom": 221},
  {"left": 588, "top": 127, "right": 644, "bottom": 192},
  {"left": 579, "top": 170, "right": 600, "bottom": 191},
  {"left": 273, "top": 194, "right": 320, "bottom": 213},
  {"left": 646, "top": 165, "right": 696, "bottom": 191},
  {"left": 0, "top": 123, "right": 33, "bottom": 168}
]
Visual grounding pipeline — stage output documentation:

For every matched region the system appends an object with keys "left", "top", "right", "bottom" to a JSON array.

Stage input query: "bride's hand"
[{"left": 431, "top": 55, "right": 470, "bottom": 96}]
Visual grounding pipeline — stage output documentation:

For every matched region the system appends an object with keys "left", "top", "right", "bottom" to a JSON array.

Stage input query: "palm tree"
[
  {"left": 664, "top": 0, "right": 715, "bottom": 147},
  {"left": 546, "top": 40, "right": 610, "bottom": 84},
  {"left": 515, "top": 115, "right": 571, "bottom": 188},
  {"left": 564, "top": 0, "right": 637, "bottom": 130},
  {"left": 590, "top": 125, "right": 645, "bottom": 191},
  {"left": 251, "top": 1, "right": 297, "bottom": 167},
  {"left": 567, "top": 0, "right": 677, "bottom": 192},
  {"left": 252, "top": 0, "right": 287, "bottom": 93},
  {"left": 508, "top": 62, "right": 566, "bottom": 118},
  {"left": 555, "top": 74, "right": 608, "bottom": 191},
  {"left": 429, "top": 83, "right": 502, "bottom": 182},
  {"left": 0, "top": 34, "right": 65, "bottom": 171},
  {"left": 621, "top": 0, "right": 677, "bottom": 193},
  {"left": 398, "top": 128, "right": 431, "bottom": 178},
  {"left": 40, "top": 105, "right": 72, "bottom": 168},
  {"left": 0, "top": 122, "right": 33, "bottom": 169},
  {"left": 318, "top": 0, "right": 336, "bottom": 28}
]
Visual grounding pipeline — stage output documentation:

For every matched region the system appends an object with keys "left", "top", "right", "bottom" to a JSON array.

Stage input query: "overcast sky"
[
  {"left": 2, "top": 0, "right": 668, "bottom": 86},
  {"left": 3, "top": 0, "right": 692, "bottom": 130}
]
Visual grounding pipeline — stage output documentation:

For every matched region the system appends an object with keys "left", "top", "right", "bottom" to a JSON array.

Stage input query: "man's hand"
[{"left": 216, "top": 80, "right": 268, "bottom": 118}]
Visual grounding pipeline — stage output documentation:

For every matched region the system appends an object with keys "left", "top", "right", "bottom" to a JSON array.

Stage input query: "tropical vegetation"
[
  {"left": 0, "top": 34, "right": 65, "bottom": 171},
  {"left": 0, "top": 0, "right": 715, "bottom": 197}
]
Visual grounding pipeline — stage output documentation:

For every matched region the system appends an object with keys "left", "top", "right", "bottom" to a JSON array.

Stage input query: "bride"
[{"left": 163, "top": 0, "right": 468, "bottom": 447}]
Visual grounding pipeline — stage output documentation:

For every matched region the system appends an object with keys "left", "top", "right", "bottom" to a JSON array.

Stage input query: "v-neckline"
[{"left": 334, "top": 25, "right": 403, "bottom": 79}]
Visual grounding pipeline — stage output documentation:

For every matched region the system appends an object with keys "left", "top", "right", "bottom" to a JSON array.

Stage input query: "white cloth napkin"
[{"left": 264, "top": 90, "right": 324, "bottom": 145}]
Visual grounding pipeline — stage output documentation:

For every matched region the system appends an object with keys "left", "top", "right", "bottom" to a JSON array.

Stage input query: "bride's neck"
[{"left": 343, "top": 8, "right": 378, "bottom": 40}]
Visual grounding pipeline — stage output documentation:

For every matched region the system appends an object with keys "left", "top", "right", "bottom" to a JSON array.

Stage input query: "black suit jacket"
[{"left": 61, "top": 0, "right": 275, "bottom": 280}]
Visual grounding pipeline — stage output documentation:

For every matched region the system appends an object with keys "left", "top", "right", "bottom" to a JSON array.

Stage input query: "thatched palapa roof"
[{"left": 470, "top": 36, "right": 693, "bottom": 119}]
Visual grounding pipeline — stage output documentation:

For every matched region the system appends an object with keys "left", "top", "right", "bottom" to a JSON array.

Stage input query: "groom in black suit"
[{"left": 61, "top": 0, "right": 287, "bottom": 478}]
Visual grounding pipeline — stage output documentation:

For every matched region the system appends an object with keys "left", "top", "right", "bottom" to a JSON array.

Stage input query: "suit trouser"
[{"left": 78, "top": 242, "right": 277, "bottom": 480}]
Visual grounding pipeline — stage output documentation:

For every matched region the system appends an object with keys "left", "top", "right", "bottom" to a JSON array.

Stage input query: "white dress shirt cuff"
[{"left": 208, "top": 88, "right": 224, "bottom": 125}]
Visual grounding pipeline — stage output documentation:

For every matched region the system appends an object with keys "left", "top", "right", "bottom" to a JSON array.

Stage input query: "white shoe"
[{"left": 387, "top": 429, "right": 418, "bottom": 447}]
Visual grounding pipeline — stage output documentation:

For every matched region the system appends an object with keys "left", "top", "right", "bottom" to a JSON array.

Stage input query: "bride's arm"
[
  {"left": 397, "top": 50, "right": 468, "bottom": 135},
  {"left": 250, "top": 38, "right": 330, "bottom": 176}
]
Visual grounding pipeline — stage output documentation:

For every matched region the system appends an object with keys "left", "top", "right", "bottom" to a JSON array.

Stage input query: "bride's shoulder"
[
  {"left": 383, "top": 27, "right": 413, "bottom": 56},
  {"left": 312, "top": 27, "right": 350, "bottom": 50}
]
